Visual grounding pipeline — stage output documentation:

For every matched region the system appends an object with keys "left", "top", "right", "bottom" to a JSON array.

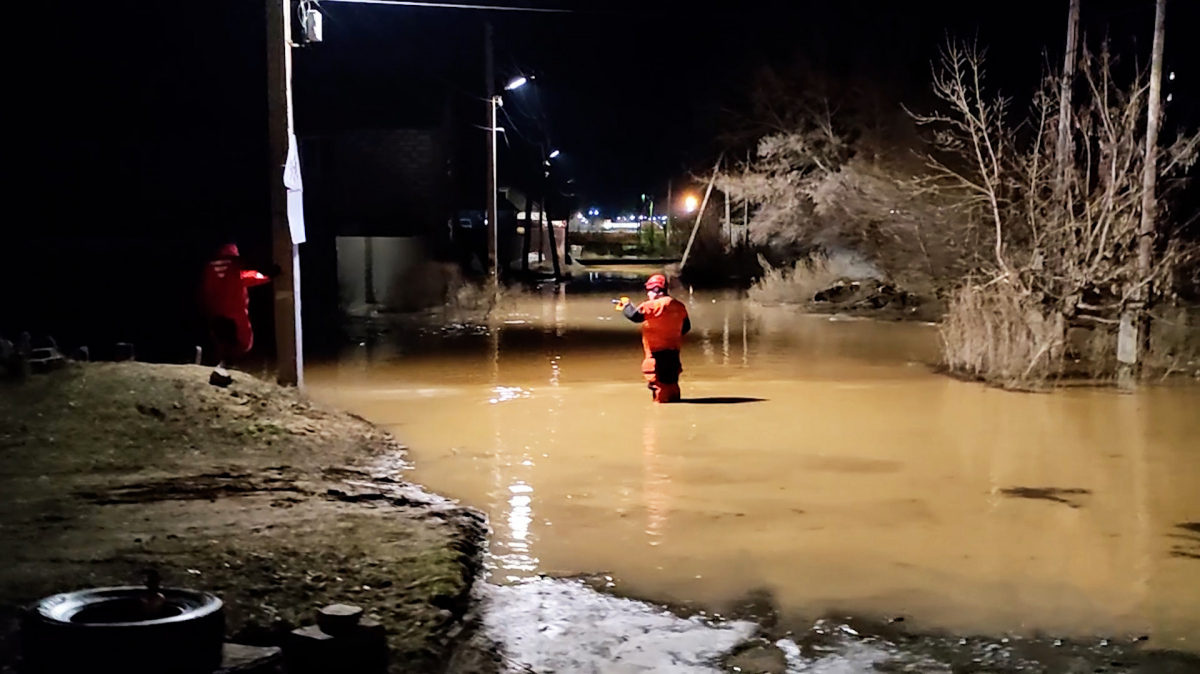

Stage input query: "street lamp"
[
  {"left": 683, "top": 194, "right": 699, "bottom": 214},
  {"left": 548, "top": 149, "right": 560, "bottom": 159},
  {"left": 489, "top": 75, "right": 530, "bottom": 282}
]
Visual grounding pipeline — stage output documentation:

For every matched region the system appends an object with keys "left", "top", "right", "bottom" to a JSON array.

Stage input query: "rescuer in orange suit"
[
  {"left": 616, "top": 274, "right": 691, "bottom": 403},
  {"left": 200, "top": 242, "right": 279, "bottom": 387}
]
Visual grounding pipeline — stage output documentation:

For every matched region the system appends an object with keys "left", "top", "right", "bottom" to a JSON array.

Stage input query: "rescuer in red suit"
[
  {"left": 616, "top": 274, "right": 691, "bottom": 403},
  {"left": 200, "top": 242, "right": 279, "bottom": 387}
]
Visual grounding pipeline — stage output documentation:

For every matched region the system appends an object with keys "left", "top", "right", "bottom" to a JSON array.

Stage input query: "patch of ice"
[
  {"left": 485, "top": 579, "right": 756, "bottom": 673},
  {"left": 776, "top": 634, "right": 953, "bottom": 674}
]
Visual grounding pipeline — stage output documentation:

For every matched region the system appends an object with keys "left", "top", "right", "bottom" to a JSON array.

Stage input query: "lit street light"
[
  {"left": 488, "top": 75, "right": 530, "bottom": 282},
  {"left": 548, "top": 149, "right": 561, "bottom": 159},
  {"left": 683, "top": 194, "right": 699, "bottom": 214}
]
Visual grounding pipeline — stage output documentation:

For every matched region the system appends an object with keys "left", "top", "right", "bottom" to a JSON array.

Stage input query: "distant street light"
[
  {"left": 505, "top": 76, "right": 528, "bottom": 91},
  {"left": 548, "top": 149, "right": 561, "bottom": 159},
  {"left": 683, "top": 194, "right": 699, "bottom": 214}
]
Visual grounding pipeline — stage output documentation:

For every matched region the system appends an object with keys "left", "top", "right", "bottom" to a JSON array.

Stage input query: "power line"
[{"left": 320, "top": 0, "right": 572, "bottom": 13}]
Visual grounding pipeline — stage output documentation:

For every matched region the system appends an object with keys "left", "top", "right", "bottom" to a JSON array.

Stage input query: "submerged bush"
[{"left": 941, "top": 282, "right": 1066, "bottom": 388}]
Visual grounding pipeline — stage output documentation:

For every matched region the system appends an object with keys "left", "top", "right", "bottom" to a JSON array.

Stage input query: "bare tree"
[{"left": 913, "top": 40, "right": 1198, "bottom": 386}]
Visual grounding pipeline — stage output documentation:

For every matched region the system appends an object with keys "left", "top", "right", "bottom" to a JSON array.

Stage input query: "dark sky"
[
  {"left": 295, "top": 0, "right": 1197, "bottom": 213},
  {"left": 23, "top": 0, "right": 1199, "bottom": 229}
]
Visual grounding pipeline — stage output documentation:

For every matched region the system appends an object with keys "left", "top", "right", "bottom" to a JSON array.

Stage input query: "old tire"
[{"left": 21, "top": 586, "right": 224, "bottom": 674}]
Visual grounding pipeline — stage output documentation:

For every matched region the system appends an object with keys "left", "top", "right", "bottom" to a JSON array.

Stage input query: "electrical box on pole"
[{"left": 302, "top": 8, "right": 323, "bottom": 43}]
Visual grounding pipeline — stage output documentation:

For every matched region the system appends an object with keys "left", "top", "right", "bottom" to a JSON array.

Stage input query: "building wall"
[
  {"left": 305, "top": 129, "right": 450, "bottom": 243},
  {"left": 336, "top": 236, "right": 460, "bottom": 314}
]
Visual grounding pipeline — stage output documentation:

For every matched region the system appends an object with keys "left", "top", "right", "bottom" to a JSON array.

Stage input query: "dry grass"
[
  {"left": 749, "top": 253, "right": 882, "bottom": 306},
  {"left": 940, "top": 282, "right": 1066, "bottom": 388},
  {"left": 444, "top": 280, "right": 536, "bottom": 324},
  {"left": 1145, "top": 306, "right": 1200, "bottom": 380}
]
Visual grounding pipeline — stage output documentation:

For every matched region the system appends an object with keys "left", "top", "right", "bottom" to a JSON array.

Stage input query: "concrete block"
[
  {"left": 283, "top": 618, "right": 386, "bottom": 674},
  {"left": 216, "top": 643, "right": 283, "bottom": 673},
  {"left": 115, "top": 342, "right": 136, "bottom": 361},
  {"left": 317, "top": 603, "right": 364, "bottom": 636}
]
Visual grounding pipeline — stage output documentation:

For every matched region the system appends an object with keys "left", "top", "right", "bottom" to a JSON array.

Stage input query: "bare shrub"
[
  {"left": 443, "top": 280, "right": 531, "bottom": 323},
  {"left": 917, "top": 41, "right": 1198, "bottom": 386},
  {"left": 941, "top": 281, "right": 1066, "bottom": 388},
  {"left": 749, "top": 254, "right": 843, "bottom": 306},
  {"left": 750, "top": 247, "right": 889, "bottom": 305},
  {"left": 1078, "top": 324, "right": 1120, "bottom": 381},
  {"left": 717, "top": 70, "right": 985, "bottom": 298}
]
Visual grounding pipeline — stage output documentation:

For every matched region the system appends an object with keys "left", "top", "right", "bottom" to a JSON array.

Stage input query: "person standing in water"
[{"left": 616, "top": 274, "right": 691, "bottom": 403}]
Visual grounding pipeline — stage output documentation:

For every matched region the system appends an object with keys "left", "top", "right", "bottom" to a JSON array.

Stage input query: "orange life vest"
[{"left": 637, "top": 296, "right": 689, "bottom": 355}]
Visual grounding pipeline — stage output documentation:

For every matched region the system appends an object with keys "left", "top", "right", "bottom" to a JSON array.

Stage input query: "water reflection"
[
  {"left": 642, "top": 413, "right": 671, "bottom": 545},
  {"left": 501, "top": 481, "right": 538, "bottom": 578}
]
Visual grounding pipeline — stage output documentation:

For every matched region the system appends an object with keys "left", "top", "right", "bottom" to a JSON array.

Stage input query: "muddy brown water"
[{"left": 308, "top": 289, "right": 1200, "bottom": 653}]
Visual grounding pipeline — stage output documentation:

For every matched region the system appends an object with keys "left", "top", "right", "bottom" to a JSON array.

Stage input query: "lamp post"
[{"left": 488, "top": 76, "right": 528, "bottom": 284}]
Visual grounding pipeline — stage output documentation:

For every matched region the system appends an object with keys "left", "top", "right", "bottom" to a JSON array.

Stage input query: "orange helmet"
[{"left": 645, "top": 274, "right": 667, "bottom": 291}]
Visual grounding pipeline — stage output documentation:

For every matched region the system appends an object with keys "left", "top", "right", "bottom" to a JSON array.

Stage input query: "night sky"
[
  {"left": 23, "top": 0, "right": 1198, "bottom": 230},
  {"left": 301, "top": 0, "right": 1198, "bottom": 214}
]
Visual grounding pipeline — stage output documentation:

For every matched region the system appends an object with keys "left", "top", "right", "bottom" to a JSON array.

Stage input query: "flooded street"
[{"left": 307, "top": 285, "right": 1200, "bottom": 658}]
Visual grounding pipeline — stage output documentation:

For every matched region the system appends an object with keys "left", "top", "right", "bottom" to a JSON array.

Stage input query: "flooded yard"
[{"left": 307, "top": 285, "right": 1200, "bottom": 657}]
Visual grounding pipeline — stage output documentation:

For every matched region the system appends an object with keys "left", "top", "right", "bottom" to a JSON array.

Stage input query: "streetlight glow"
[
  {"left": 548, "top": 149, "right": 561, "bottom": 158},
  {"left": 683, "top": 194, "right": 699, "bottom": 213},
  {"left": 504, "top": 76, "right": 528, "bottom": 91}
]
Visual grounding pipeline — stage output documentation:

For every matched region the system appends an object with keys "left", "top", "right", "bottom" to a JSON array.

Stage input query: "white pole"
[{"left": 490, "top": 96, "right": 500, "bottom": 284}]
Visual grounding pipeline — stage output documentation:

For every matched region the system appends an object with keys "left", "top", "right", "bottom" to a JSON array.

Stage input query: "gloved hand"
[{"left": 612, "top": 296, "right": 631, "bottom": 311}]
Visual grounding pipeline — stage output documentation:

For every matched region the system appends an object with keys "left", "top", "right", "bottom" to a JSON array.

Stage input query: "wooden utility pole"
[
  {"left": 679, "top": 155, "right": 723, "bottom": 271},
  {"left": 485, "top": 22, "right": 498, "bottom": 283},
  {"left": 665, "top": 179, "right": 673, "bottom": 246},
  {"left": 1055, "top": 0, "right": 1081, "bottom": 196},
  {"left": 743, "top": 197, "right": 749, "bottom": 248},
  {"left": 1137, "top": 0, "right": 1166, "bottom": 287},
  {"left": 724, "top": 190, "right": 732, "bottom": 249},
  {"left": 1138, "top": 0, "right": 1167, "bottom": 297},
  {"left": 744, "top": 149, "right": 751, "bottom": 247},
  {"left": 267, "top": 0, "right": 303, "bottom": 387},
  {"left": 1119, "top": 0, "right": 1167, "bottom": 384},
  {"left": 521, "top": 193, "right": 532, "bottom": 275},
  {"left": 544, "top": 199, "right": 562, "bottom": 279}
]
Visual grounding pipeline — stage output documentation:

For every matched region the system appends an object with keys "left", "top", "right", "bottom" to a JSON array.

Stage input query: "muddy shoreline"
[
  {"left": 513, "top": 572, "right": 1199, "bottom": 674},
  {"left": 0, "top": 363, "right": 492, "bottom": 674}
]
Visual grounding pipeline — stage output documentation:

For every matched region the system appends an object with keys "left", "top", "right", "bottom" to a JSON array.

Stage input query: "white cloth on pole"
[{"left": 284, "top": 132, "right": 306, "bottom": 244}]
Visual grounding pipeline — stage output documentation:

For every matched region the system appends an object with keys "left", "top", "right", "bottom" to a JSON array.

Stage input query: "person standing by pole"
[{"left": 201, "top": 242, "right": 280, "bottom": 387}]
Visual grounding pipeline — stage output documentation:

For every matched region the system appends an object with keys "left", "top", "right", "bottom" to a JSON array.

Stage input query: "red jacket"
[
  {"left": 201, "top": 244, "right": 270, "bottom": 320},
  {"left": 634, "top": 296, "right": 690, "bottom": 355}
]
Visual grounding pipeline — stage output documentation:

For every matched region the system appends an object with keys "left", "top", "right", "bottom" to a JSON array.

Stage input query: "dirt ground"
[{"left": 0, "top": 363, "right": 492, "bottom": 673}]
